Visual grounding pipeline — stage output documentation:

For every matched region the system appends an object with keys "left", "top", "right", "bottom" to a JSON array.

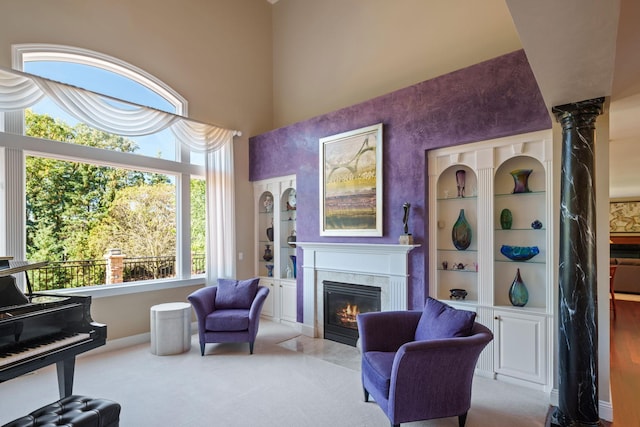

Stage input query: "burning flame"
[{"left": 338, "top": 304, "right": 360, "bottom": 327}]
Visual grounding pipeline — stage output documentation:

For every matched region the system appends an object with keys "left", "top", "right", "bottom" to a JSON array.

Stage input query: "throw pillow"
[
  {"left": 215, "top": 277, "right": 260, "bottom": 309},
  {"left": 415, "top": 297, "right": 476, "bottom": 341}
]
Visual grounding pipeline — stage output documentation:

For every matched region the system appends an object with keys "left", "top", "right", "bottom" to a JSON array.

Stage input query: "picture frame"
[
  {"left": 609, "top": 199, "right": 640, "bottom": 234},
  {"left": 319, "top": 123, "right": 383, "bottom": 236}
]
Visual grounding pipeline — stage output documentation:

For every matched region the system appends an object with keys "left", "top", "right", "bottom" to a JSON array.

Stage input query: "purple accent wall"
[{"left": 249, "top": 50, "right": 551, "bottom": 320}]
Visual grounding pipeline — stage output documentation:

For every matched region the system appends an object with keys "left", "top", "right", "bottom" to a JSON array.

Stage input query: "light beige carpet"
[{"left": 0, "top": 320, "right": 550, "bottom": 426}]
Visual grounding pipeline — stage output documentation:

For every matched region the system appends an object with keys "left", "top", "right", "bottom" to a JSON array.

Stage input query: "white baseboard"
[{"left": 80, "top": 321, "right": 199, "bottom": 357}]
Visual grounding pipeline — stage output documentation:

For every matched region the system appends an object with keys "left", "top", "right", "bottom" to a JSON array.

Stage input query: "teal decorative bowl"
[{"left": 500, "top": 245, "right": 540, "bottom": 261}]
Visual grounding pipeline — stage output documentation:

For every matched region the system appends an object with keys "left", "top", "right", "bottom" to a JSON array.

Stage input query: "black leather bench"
[{"left": 2, "top": 395, "right": 121, "bottom": 427}]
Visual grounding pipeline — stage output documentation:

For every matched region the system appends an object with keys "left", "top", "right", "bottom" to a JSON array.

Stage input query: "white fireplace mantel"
[{"left": 296, "top": 242, "right": 420, "bottom": 338}]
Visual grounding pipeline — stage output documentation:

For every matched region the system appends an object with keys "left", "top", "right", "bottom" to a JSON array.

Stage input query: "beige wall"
[
  {"left": 271, "top": 0, "right": 522, "bottom": 127},
  {"left": 0, "top": 0, "right": 273, "bottom": 338},
  {"left": 91, "top": 284, "right": 203, "bottom": 339}
]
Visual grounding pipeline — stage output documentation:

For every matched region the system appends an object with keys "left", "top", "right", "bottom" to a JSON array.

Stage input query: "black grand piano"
[{"left": 0, "top": 259, "right": 107, "bottom": 398}]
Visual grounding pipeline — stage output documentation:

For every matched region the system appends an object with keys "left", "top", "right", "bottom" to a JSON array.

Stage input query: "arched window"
[{"left": 2, "top": 44, "right": 207, "bottom": 291}]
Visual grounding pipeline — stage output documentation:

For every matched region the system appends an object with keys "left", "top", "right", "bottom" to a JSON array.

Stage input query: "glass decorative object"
[
  {"left": 510, "top": 169, "right": 533, "bottom": 193},
  {"left": 266, "top": 223, "right": 274, "bottom": 242},
  {"left": 263, "top": 194, "right": 274, "bottom": 212},
  {"left": 290, "top": 255, "right": 297, "bottom": 278},
  {"left": 456, "top": 169, "right": 466, "bottom": 198},
  {"left": 500, "top": 245, "right": 540, "bottom": 261},
  {"left": 509, "top": 268, "right": 529, "bottom": 307},
  {"left": 500, "top": 208, "right": 513, "bottom": 230},
  {"left": 265, "top": 264, "right": 274, "bottom": 277},
  {"left": 531, "top": 220, "right": 543, "bottom": 229},
  {"left": 263, "top": 244, "right": 273, "bottom": 262},
  {"left": 452, "top": 209, "right": 472, "bottom": 250}
]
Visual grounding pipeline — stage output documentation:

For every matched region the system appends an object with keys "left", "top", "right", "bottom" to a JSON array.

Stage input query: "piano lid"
[
  {"left": 0, "top": 262, "right": 68, "bottom": 310},
  {"left": 0, "top": 276, "right": 29, "bottom": 308},
  {"left": 0, "top": 260, "right": 48, "bottom": 277}
]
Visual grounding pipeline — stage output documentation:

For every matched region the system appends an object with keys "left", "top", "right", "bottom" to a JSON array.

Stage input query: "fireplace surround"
[{"left": 296, "top": 242, "right": 419, "bottom": 338}]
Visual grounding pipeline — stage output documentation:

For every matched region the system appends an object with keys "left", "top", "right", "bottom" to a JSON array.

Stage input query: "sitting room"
[{"left": 1, "top": 1, "right": 639, "bottom": 426}]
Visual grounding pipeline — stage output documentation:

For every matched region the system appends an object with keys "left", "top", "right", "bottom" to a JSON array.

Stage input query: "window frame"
[{"left": 0, "top": 44, "right": 206, "bottom": 297}]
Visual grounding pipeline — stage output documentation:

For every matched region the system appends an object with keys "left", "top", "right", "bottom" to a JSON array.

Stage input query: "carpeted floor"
[{"left": 0, "top": 320, "right": 551, "bottom": 426}]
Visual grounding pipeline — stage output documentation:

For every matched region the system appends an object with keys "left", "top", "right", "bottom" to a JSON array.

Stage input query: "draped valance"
[{"left": 0, "top": 66, "right": 240, "bottom": 153}]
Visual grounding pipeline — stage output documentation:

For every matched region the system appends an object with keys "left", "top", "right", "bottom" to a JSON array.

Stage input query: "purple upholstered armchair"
[
  {"left": 357, "top": 297, "right": 493, "bottom": 427},
  {"left": 187, "top": 278, "right": 269, "bottom": 356}
]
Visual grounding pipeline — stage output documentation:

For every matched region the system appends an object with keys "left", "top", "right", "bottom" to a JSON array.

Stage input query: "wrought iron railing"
[{"left": 26, "top": 254, "right": 206, "bottom": 292}]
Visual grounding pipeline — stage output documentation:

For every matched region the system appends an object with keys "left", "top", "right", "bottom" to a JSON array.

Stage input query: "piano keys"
[{"left": 0, "top": 263, "right": 106, "bottom": 398}]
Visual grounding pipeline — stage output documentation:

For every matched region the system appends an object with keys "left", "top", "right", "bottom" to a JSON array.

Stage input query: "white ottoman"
[{"left": 150, "top": 302, "right": 192, "bottom": 355}]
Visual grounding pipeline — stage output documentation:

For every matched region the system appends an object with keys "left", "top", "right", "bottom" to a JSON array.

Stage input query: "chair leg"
[
  {"left": 200, "top": 342, "right": 205, "bottom": 356},
  {"left": 363, "top": 387, "right": 369, "bottom": 402},
  {"left": 390, "top": 423, "right": 399, "bottom": 427},
  {"left": 249, "top": 341, "right": 254, "bottom": 354},
  {"left": 458, "top": 412, "right": 468, "bottom": 427}
]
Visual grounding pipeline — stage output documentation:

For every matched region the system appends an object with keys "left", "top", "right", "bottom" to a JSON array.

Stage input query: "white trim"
[{"left": 296, "top": 242, "right": 419, "bottom": 337}]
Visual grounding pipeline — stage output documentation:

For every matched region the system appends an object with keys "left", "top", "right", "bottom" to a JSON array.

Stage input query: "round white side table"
[{"left": 150, "top": 302, "right": 192, "bottom": 355}]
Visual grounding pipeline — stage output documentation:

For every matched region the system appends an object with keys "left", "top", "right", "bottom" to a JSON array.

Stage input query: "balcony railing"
[{"left": 26, "top": 254, "right": 205, "bottom": 292}]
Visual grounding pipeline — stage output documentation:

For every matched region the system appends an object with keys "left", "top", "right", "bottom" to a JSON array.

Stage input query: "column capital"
[{"left": 552, "top": 97, "right": 604, "bottom": 129}]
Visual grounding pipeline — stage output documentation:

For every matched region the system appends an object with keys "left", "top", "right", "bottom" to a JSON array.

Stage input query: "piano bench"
[{"left": 2, "top": 395, "right": 121, "bottom": 427}]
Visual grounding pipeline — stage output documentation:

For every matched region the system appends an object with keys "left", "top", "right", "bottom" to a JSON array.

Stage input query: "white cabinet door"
[
  {"left": 280, "top": 279, "right": 297, "bottom": 323},
  {"left": 493, "top": 310, "right": 547, "bottom": 384},
  {"left": 260, "top": 278, "right": 277, "bottom": 319}
]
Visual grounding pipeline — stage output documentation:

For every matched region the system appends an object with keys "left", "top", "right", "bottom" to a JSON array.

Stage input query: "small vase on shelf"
[
  {"left": 290, "top": 255, "right": 297, "bottom": 278},
  {"left": 508, "top": 268, "right": 529, "bottom": 307},
  {"left": 510, "top": 169, "right": 533, "bottom": 194},
  {"left": 287, "top": 230, "right": 297, "bottom": 247},
  {"left": 263, "top": 194, "right": 274, "bottom": 213},
  {"left": 500, "top": 208, "right": 513, "bottom": 230},
  {"left": 265, "top": 264, "right": 274, "bottom": 277},
  {"left": 455, "top": 169, "right": 466, "bottom": 198},
  {"left": 451, "top": 209, "right": 472, "bottom": 250},
  {"left": 263, "top": 244, "right": 273, "bottom": 262}
]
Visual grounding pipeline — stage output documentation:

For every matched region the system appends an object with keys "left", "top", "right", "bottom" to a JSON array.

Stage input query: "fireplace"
[{"left": 323, "top": 281, "right": 381, "bottom": 346}]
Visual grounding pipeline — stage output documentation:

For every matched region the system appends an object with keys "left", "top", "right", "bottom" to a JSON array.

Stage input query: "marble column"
[{"left": 551, "top": 97, "right": 604, "bottom": 427}]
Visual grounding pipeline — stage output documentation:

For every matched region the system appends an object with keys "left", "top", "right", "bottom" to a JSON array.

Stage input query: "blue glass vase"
[
  {"left": 451, "top": 209, "right": 472, "bottom": 250},
  {"left": 509, "top": 268, "right": 529, "bottom": 307},
  {"left": 290, "top": 255, "right": 297, "bottom": 279}
]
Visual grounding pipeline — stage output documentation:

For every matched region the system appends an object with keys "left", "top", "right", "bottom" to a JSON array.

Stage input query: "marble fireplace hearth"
[{"left": 295, "top": 242, "right": 419, "bottom": 338}]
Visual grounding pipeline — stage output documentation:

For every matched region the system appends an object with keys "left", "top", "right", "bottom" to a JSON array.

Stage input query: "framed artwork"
[
  {"left": 319, "top": 123, "right": 383, "bottom": 236},
  {"left": 610, "top": 199, "right": 640, "bottom": 234}
]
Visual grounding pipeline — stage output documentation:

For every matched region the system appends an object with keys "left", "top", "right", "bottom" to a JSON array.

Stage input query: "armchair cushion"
[
  {"left": 206, "top": 309, "right": 251, "bottom": 332},
  {"left": 362, "top": 351, "right": 395, "bottom": 397},
  {"left": 215, "top": 277, "right": 259, "bottom": 309},
  {"left": 415, "top": 297, "right": 476, "bottom": 341}
]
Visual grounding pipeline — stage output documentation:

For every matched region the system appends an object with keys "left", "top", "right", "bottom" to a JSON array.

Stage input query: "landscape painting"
[
  {"left": 610, "top": 199, "right": 640, "bottom": 234},
  {"left": 319, "top": 123, "right": 383, "bottom": 236}
]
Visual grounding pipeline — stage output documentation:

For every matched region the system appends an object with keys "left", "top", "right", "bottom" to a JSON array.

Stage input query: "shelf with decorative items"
[
  {"left": 280, "top": 187, "right": 297, "bottom": 280},
  {"left": 433, "top": 164, "right": 479, "bottom": 304},
  {"left": 493, "top": 155, "right": 547, "bottom": 311},
  {"left": 428, "top": 130, "right": 554, "bottom": 391},
  {"left": 253, "top": 175, "right": 297, "bottom": 325},
  {"left": 256, "top": 191, "right": 275, "bottom": 278}
]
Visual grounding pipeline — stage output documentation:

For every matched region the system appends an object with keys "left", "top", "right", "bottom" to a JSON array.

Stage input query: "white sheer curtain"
[
  {"left": 205, "top": 136, "right": 236, "bottom": 282},
  {"left": 0, "top": 66, "right": 238, "bottom": 282}
]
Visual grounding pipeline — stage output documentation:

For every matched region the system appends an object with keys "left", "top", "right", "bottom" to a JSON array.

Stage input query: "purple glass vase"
[
  {"left": 455, "top": 169, "right": 466, "bottom": 198},
  {"left": 510, "top": 169, "right": 533, "bottom": 193}
]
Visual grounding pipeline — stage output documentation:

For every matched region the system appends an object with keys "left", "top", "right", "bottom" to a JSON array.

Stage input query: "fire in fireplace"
[{"left": 323, "top": 281, "right": 381, "bottom": 346}]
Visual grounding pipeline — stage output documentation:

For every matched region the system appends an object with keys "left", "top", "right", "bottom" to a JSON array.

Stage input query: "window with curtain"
[{"left": 1, "top": 45, "right": 215, "bottom": 290}]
